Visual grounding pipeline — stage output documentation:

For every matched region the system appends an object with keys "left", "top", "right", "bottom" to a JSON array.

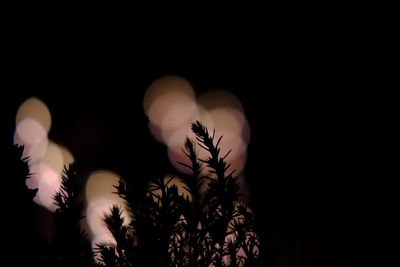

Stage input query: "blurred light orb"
[
  {"left": 163, "top": 123, "right": 194, "bottom": 148},
  {"left": 13, "top": 130, "right": 48, "bottom": 162},
  {"left": 85, "top": 170, "right": 121, "bottom": 202},
  {"left": 35, "top": 164, "right": 61, "bottom": 212},
  {"left": 209, "top": 108, "right": 245, "bottom": 136},
  {"left": 144, "top": 76, "right": 197, "bottom": 129},
  {"left": 148, "top": 121, "right": 165, "bottom": 144},
  {"left": 15, "top": 118, "right": 48, "bottom": 146},
  {"left": 143, "top": 75, "right": 195, "bottom": 114},
  {"left": 41, "top": 141, "right": 64, "bottom": 175},
  {"left": 59, "top": 145, "right": 75, "bottom": 169},
  {"left": 159, "top": 93, "right": 197, "bottom": 129},
  {"left": 16, "top": 97, "right": 52, "bottom": 133},
  {"left": 198, "top": 89, "right": 244, "bottom": 113},
  {"left": 148, "top": 90, "right": 197, "bottom": 129}
]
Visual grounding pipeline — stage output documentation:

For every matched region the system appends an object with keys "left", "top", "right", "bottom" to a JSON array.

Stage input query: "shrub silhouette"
[
  {"left": 95, "top": 121, "right": 260, "bottom": 266},
  {"left": 8, "top": 121, "right": 259, "bottom": 266},
  {"left": 5, "top": 144, "right": 41, "bottom": 266}
]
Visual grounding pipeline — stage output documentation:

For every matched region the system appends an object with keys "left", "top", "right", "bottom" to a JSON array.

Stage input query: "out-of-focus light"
[
  {"left": 147, "top": 175, "right": 192, "bottom": 203},
  {"left": 226, "top": 152, "right": 247, "bottom": 175},
  {"left": 143, "top": 76, "right": 195, "bottom": 115},
  {"left": 148, "top": 90, "right": 197, "bottom": 129},
  {"left": 209, "top": 108, "right": 245, "bottom": 137},
  {"left": 15, "top": 118, "right": 48, "bottom": 146},
  {"left": 163, "top": 123, "right": 194, "bottom": 148},
  {"left": 198, "top": 89, "right": 244, "bottom": 113},
  {"left": 85, "top": 171, "right": 121, "bottom": 202},
  {"left": 241, "top": 118, "right": 251, "bottom": 146},
  {"left": 144, "top": 76, "right": 197, "bottom": 129},
  {"left": 13, "top": 130, "right": 48, "bottom": 163},
  {"left": 143, "top": 81, "right": 251, "bottom": 198},
  {"left": 148, "top": 121, "right": 165, "bottom": 144},
  {"left": 59, "top": 145, "right": 75, "bottom": 169},
  {"left": 40, "top": 141, "right": 64, "bottom": 175},
  {"left": 16, "top": 97, "right": 52, "bottom": 133},
  {"left": 158, "top": 93, "right": 197, "bottom": 129},
  {"left": 35, "top": 164, "right": 61, "bottom": 212}
]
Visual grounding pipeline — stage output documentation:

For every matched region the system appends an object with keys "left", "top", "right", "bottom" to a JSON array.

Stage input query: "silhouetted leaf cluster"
[
  {"left": 7, "top": 122, "right": 259, "bottom": 266},
  {"left": 51, "top": 162, "right": 94, "bottom": 266},
  {"left": 4, "top": 144, "right": 41, "bottom": 266},
  {"left": 96, "top": 121, "right": 260, "bottom": 266}
]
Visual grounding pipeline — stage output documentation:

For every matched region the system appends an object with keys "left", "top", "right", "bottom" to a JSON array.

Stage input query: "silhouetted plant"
[
  {"left": 8, "top": 122, "right": 259, "bottom": 266},
  {"left": 5, "top": 144, "right": 41, "bottom": 266},
  {"left": 96, "top": 121, "right": 260, "bottom": 266},
  {"left": 11, "top": 144, "right": 39, "bottom": 201},
  {"left": 52, "top": 163, "right": 93, "bottom": 266}
]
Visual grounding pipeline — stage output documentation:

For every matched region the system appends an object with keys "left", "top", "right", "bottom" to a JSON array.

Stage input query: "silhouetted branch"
[{"left": 53, "top": 163, "right": 93, "bottom": 266}]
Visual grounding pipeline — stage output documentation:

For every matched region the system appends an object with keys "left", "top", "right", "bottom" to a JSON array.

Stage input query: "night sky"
[{"left": 1, "top": 33, "right": 391, "bottom": 266}]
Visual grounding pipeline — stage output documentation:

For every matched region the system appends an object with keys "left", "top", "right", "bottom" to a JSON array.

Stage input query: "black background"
[{"left": 0, "top": 23, "right": 392, "bottom": 266}]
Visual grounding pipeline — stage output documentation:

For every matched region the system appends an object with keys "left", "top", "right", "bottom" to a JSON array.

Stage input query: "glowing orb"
[
  {"left": 40, "top": 141, "right": 64, "bottom": 174},
  {"left": 35, "top": 164, "right": 62, "bottom": 212},
  {"left": 59, "top": 145, "right": 75, "bottom": 169},
  {"left": 15, "top": 118, "right": 47, "bottom": 146},
  {"left": 85, "top": 170, "right": 121, "bottom": 202},
  {"left": 16, "top": 97, "right": 51, "bottom": 133},
  {"left": 198, "top": 89, "right": 244, "bottom": 113}
]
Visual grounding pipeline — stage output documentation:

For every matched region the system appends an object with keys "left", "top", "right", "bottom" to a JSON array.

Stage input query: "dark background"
[{"left": 1, "top": 26, "right": 392, "bottom": 266}]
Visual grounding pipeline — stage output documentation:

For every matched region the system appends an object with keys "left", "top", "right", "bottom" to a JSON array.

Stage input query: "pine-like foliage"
[
  {"left": 96, "top": 121, "right": 260, "bottom": 266},
  {"left": 4, "top": 144, "right": 40, "bottom": 266},
  {"left": 52, "top": 163, "right": 94, "bottom": 266},
  {"left": 8, "top": 123, "right": 259, "bottom": 266}
]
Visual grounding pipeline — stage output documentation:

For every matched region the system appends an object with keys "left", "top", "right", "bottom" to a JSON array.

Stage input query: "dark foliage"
[
  {"left": 51, "top": 162, "right": 94, "bottom": 266},
  {"left": 4, "top": 144, "right": 40, "bottom": 266},
  {"left": 7, "top": 123, "right": 259, "bottom": 266},
  {"left": 97, "top": 121, "right": 260, "bottom": 266}
]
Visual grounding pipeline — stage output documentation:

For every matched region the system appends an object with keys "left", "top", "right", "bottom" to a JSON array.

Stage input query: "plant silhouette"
[
  {"left": 7, "top": 122, "right": 259, "bottom": 266},
  {"left": 96, "top": 121, "right": 260, "bottom": 266},
  {"left": 51, "top": 162, "right": 94, "bottom": 266},
  {"left": 4, "top": 144, "right": 41, "bottom": 266}
]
